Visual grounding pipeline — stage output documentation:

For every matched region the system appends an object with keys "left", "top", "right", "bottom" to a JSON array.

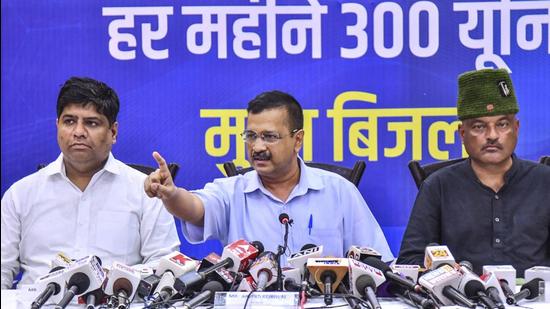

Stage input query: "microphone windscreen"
[
  {"left": 202, "top": 280, "right": 224, "bottom": 293},
  {"left": 362, "top": 257, "right": 390, "bottom": 273},
  {"left": 464, "top": 280, "right": 484, "bottom": 298},
  {"left": 250, "top": 241, "right": 265, "bottom": 254},
  {"left": 521, "top": 278, "right": 543, "bottom": 300},
  {"left": 113, "top": 278, "right": 133, "bottom": 295},
  {"left": 279, "top": 213, "right": 289, "bottom": 224},
  {"left": 301, "top": 243, "right": 317, "bottom": 251},
  {"left": 69, "top": 272, "right": 91, "bottom": 294},
  {"left": 356, "top": 275, "right": 376, "bottom": 293}
]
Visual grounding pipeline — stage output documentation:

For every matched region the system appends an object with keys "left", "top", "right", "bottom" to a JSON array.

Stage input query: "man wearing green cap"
[{"left": 397, "top": 68, "right": 550, "bottom": 276}]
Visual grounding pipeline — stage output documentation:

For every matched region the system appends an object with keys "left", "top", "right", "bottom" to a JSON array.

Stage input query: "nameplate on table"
[{"left": 214, "top": 291, "right": 299, "bottom": 308}]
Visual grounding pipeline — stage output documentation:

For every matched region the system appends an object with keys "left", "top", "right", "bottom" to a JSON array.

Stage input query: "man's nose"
[
  {"left": 485, "top": 124, "right": 500, "bottom": 140},
  {"left": 250, "top": 137, "right": 268, "bottom": 151},
  {"left": 73, "top": 121, "right": 87, "bottom": 138}
]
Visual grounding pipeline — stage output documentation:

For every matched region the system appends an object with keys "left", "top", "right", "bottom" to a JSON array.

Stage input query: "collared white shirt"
[
  {"left": 182, "top": 158, "right": 394, "bottom": 264},
  {"left": 1, "top": 153, "right": 180, "bottom": 289}
]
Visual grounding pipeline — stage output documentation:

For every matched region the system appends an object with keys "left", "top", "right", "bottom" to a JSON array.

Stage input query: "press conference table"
[{"left": 3, "top": 289, "right": 549, "bottom": 309}]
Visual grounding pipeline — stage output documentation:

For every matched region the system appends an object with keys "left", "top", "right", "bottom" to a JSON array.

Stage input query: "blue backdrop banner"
[{"left": 2, "top": 0, "right": 549, "bottom": 257}]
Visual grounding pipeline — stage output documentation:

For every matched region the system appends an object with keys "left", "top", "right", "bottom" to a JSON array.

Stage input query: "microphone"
[
  {"left": 347, "top": 258, "right": 386, "bottom": 309},
  {"left": 79, "top": 288, "right": 106, "bottom": 309},
  {"left": 175, "top": 240, "right": 261, "bottom": 294},
  {"left": 287, "top": 244, "right": 323, "bottom": 297},
  {"left": 179, "top": 252, "right": 235, "bottom": 293},
  {"left": 513, "top": 278, "right": 544, "bottom": 303},
  {"left": 288, "top": 244, "right": 323, "bottom": 280},
  {"left": 347, "top": 245, "right": 382, "bottom": 261},
  {"left": 483, "top": 265, "right": 517, "bottom": 305},
  {"left": 282, "top": 267, "right": 320, "bottom": 296},
  {"left": 307, "top": 257, "right": 348, "bottom": 305},
  {"left": 347, "top": 258, "right": 385, "bottom": 296},
  {"left": 278, "top": 213, "right": 293, "bottom": 226},
  {"left": 463, "top": 280, "right": 499, "bottom": 309},
  {"left": 155, "top": 251, "right": 198, "bottom": 278},
  {"left": 418, "top": 264, "right": 474, "bottom": 307},
  {"left": 276, "top": 213, "right": 293, "bottom": 291},
  {"left": 136, "top": 274, "right": 161, "bottom": 300},
  {"left": 181, "top": 280, "right": 224, "bottom": 309},
  {"left": 362, "top": 256, "right": 425, "bottom": 293},
  {"left": 148, "top": 271, "right": 177, "bottom": 306},
  {"left": 104, "top": 261, "right": 142, "bottom": 309},
  {"left": 31, "top": 267, "right": 66, "bottom": 309},
  {"left": 424, "top": 244, "right": 455, "bottom": 270},
  {"left": 524, "top": 266, "right": 550, "bottom": 302},
  {"left": 479, "top": 272, "right": 506, "bottom": 309},
  {"left": 499, "top": 278, "right": 517, "bottom": 305},
  {"left": 459, "top": 261, "right": 498, "bottom": 309},
  {"left": 281, "top": 267, "right": 301, "bottom": 291},
  {"left": 248, "top": 251, "right": 279, "bottom": 291},
  {"left": 55, "top": 255, "right": 106, "bottom": 309},
  {"left": 387, "top": 282, "right": 437, "bottom": 309},
  {"left": 220, "top": 239, "right": 261, "bottom": 273},
  {"left": 55, "top": 273, "right": 91, "bottom": 309},
  {"left": 236, "top": 275, "right": 257, "bottom": 292},
  {"left": 356, "top": 275, "right": 381, "bottom": 309},
  {"left": 282, "top": 277, "right": 301, "bottom": 291}
]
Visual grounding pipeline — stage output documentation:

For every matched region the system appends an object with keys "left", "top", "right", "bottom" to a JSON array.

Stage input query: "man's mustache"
[
  {"left": 482, "top": 140, "right": 503, "bottom": 150},
  {"left": 252, "top": 152, "right": 271, "bottom": 160}
]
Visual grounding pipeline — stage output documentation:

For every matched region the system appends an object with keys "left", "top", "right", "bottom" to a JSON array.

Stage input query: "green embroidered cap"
[{"left": 457, "top": 68, "right": 519, "bottom": 120}]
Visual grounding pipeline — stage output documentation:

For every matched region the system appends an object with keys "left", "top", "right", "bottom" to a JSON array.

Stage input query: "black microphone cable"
[{"left": 276, "top": 213, "right": 293, "bottom": 291}]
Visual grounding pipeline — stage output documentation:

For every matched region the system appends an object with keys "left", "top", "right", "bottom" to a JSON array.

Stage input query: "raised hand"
[{"left": 144, "top": 151, "right": 177, "bottom": 201}]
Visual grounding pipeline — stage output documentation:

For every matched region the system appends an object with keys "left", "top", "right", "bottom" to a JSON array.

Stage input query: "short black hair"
[
  {"left": 247, "top": 90, "right": 303, "bottom": 131},
  {"left": 57, "top": 77, "right": 119, "bottom": 126}
]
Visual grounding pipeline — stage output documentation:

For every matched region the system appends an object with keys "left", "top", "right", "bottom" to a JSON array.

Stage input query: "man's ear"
[
  {"left": 294, "top": 129, "right": 304, "bottom": 153},
  {"left": 111, "top": 121, "right": 119, "bottom": 144},
  {"left": 458, "top": 122, "right": 465, "bottom": 143}
]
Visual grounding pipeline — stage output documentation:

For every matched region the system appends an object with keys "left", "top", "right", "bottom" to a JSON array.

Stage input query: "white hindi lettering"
[
  {"left": 100, "top": 1, "right": 548, "bottom": 63},
  {"left": 181, "top": 0, "right": 327, "bottom": 59},
  {"left": 454, "top": 0, "right": 550, "bottom": 71},
  {"left": 102, "top": 7, "right": 173, "bottom": 60}
]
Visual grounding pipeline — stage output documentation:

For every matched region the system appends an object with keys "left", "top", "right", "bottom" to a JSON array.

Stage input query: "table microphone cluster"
[{"left": 29, "top": 242, "right": 548, "bottom": 309}]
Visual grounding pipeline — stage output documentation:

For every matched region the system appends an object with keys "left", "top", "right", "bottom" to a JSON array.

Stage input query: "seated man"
[
  {"left": 145, "top": 90, "right": 393, "bottom": 262},
  {"left": 398, "top": 69, "right": 550, "bottom": 276},
  {"left": 1, "top": 77, "right": 180, "bottom": 289}
]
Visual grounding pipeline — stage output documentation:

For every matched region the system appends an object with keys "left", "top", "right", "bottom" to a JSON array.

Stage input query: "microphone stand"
[{"left": 276, "top": 218, "right": 292, "bottom": 291}]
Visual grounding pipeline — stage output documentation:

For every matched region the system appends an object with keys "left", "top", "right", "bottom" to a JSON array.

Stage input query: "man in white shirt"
[{"left": 1, "top": 77, "right": 180, "bottom": 289}]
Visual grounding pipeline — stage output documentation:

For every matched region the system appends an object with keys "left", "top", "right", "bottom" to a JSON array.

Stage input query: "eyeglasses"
[{"left": 241, "top": 129, "right": 300, "bottom": 144}]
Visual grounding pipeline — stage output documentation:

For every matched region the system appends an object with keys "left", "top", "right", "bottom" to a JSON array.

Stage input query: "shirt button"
[
  {"left": 495, "top": 238, "right": 501, "bottom": 243},
  {"left": 494, "top": 195, "right": 499, "bottom": 200},
  {"left": 495, "top": 217, "right": 500, "bottom": 222}
]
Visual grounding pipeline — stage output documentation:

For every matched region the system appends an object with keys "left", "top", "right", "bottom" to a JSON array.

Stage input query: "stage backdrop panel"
[{"left": 2, "top": 0, "right": 549, "bottom": 258}]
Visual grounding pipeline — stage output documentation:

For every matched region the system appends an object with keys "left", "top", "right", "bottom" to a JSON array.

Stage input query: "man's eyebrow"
[
  {"left": 83, "top": 116, "right": 102, "bottom": 121},
  {"left": 496, "top": 116, "right": 510, "bottom": 121}
]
